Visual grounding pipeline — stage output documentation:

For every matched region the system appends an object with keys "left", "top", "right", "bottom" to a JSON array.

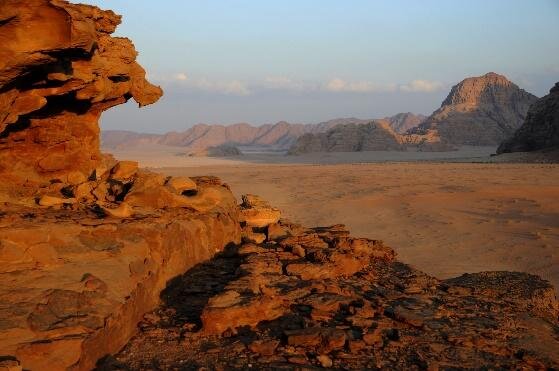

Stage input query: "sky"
[{"left": 81, "top": 0, "right": 559, "bottom": 133}]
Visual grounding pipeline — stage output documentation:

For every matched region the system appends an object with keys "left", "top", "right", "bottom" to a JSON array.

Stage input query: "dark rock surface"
[{"left": 498, "top": 82, "right": 559, "bottom": 154}]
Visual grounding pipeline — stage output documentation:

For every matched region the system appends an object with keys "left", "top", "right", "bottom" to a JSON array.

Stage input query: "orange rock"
[{"left": 0, "top": 0, "right": 162, "bottom": 186}]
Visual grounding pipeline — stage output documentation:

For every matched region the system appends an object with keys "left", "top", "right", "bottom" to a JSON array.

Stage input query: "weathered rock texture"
[
  {"left": 384, "top": 112, "right": 426, "bottom": 134},
  {"left": 288, "top": 121, "right": 405, "bottom": 154},
  {"left": 0, "top": 163, "right": 241, "bottom": 371},
  {"left": 104, "top": 210, "right": 559, "bottom": 370},
  {"left": 0, "top": 0, "right": 162, "bottom": 185},
  {"left": 410, "top": 72, "right": 538, "bottom": 145},
  {"left": 0, "top": 2, "right": 244, "bottom": 370},
  {"left": 498, "top": 82, "right": 559, "bottom": 153}
]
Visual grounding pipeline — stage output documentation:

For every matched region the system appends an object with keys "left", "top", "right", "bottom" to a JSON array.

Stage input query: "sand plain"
[{"left": 108, "top": 145, "right": 559, "bottom": 289}]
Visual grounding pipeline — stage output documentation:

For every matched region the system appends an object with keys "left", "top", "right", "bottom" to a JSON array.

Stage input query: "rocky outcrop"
[
  {"left": 186, "top": 144, "right": 243, "bottom": 157},
  {"left": 0, "top": 2, "right": 242, "bottom": 370},
  {"left": 0, "top": 170, "right": 241, "bottom": 371},
  {"left": 497, "top": 82, "right": 559, "bottom": 153},
  {"left": 103, "top": 205, "right": 559, "bottom": 370},
  {"left": 288, "top": 121, "right": 405, "bottom": 154},
  {"left": 409, "top": 72, "right": 538, "bottom": 145},
  {"left": 385, "top": 112, "right": 426, "bottom": 133},
  {"left": 0, "top": 0, "right": 162, "bottom": 185}
]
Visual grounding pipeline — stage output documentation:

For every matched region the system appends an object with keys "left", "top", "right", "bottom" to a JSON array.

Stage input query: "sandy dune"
[{"left": 108, "top": 146, "right": 559, "bottom": 289}]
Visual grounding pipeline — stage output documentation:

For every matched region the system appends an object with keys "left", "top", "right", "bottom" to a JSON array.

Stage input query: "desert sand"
[{"left": 108, "top": 145, "right": 559, "bottom": 289}]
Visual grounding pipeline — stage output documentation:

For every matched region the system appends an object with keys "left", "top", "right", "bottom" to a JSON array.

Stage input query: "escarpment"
[{"left": 0, "top": 2, "right": 242, "bottom": 370}]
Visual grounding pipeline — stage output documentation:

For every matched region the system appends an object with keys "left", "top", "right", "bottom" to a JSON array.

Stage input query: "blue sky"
[{"left": 81, "top": 0, "right": 559, "bottom": 133}]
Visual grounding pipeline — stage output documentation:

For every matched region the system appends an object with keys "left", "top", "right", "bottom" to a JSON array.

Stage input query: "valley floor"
[{"left": 109, "top": 146, "right": 559, "bottom": 289}]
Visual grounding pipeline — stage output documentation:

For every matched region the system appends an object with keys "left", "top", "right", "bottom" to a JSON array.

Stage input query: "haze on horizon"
[{"left": 82, "top": 0, "right": 559, "bottom": 134}]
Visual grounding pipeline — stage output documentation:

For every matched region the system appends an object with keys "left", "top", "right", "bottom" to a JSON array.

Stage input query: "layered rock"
[
  {"left": 0, "top": 2, "right": 243, "bottom": 370},
  {"left": 384, "top": 112, "right": 426, "bottom": 134},
  {"left": 0, "top": 0, "right": 162, "bottom": 185},
  {"left": 497, "top": 82, "right": 559, "bottom": 153},
  {"left": 0, "top": 170, "right": 241, "bottom": 371},
  {"left": 288, "top": 121, "right": 405, "bottom": 154},
  {"left": 105, "top": 210, "right": 559, "bottom": 370},
  {"left": 409, "top": 72, "right": 538, "bottom": 145}
]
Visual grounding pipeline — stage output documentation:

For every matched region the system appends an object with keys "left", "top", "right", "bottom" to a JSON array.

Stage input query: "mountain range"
[{"left": 101, "top": 114, "right": 426, "bottom": 151}]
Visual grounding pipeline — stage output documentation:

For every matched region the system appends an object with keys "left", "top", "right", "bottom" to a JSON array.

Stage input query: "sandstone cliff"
[
  {"left": 497, "top": 82, "right": 559, "bottom": 153},
  {"left": 0, "top": 2, "right": 242, "bottom": 370},
  {"left": 288, "top": 121, "right": 405, "bottom": 154},
  {"left": 0, "top": 0, "right": 163, "bottom": 185},
  {"left": 410, "top": 72, "right": 538, "bottom": 145}
]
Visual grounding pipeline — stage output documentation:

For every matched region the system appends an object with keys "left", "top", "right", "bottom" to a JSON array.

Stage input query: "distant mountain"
[
  {"left": 385, "top": 112, "right": 427, "bottom": 133},
  {"left": 288, "top": 120, "right": 405, "bottom": 154},
  {"left": 497, "top": 82, "right": 559, "bottom": 153},
  {"left": 409, "top": 72, "right": 538, "bottom": 145},
  {"left": 102, "top": 114, "right": 425, "bottom": 151}
]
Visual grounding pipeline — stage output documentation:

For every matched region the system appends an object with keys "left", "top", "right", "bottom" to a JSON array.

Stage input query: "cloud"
[
  {"left": 154, "top": 72, "right": 443, "bottom": 96},
  {"left": 323, "top": 78, "right": 398, "bottom": 93},
  {"left": 193, "top": 78, "right": 251, "bottom": 96},
  {"left": 399, "top": 79, "right": 443, "bottom": 93},
  {"left": 262, "top": 76, "right": 310, "bottom": 91},
  {"left": 175, "top": 72, "right": 188, "bottom": 81}
]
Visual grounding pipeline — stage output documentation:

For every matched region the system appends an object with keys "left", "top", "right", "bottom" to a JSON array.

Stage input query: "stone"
[
  {"left": 289, "top": 121, "right": 405, "bottom": 154},
  {"left": 408, "top": 72, "right": 538, "bottom": 146},
  {"left": 165, "top": 176, "right": 197, "bottom": 194},
  {"left": 248, "top": 340, "right": 280, "bottom": 356},
  {"left": 242, "top": 229, "right": 267, "bottom": 244},
  {"left": 110, "top": 161, "right": 139, "bottom": 181},
  {"left": 98, "top": 202, "right": 133, "bottom": 218},
  {"left": 240, "top": 194, "right": 281, "bottom": 227},
  {"left": 317, "top": 354, "right": 333, "bottom": 368},
  {"left": 0, "top": 1, "right": 162, "bottom": 186},
  {"left": 0, "top": 358, "right": 22, "bottom": 371},
  {"left": 498, "top": 82, "right": 559, "bottom": 153},
  {"left": 104, "top": 218, "right": 559, "bottom": 370},
  {"left": 37, "top": 195, "right": 76, "bottom": 207}
]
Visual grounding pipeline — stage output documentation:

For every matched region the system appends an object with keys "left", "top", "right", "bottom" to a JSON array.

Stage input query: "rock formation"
[
  {"left": 186, "top": 144, "right": 243, "bottom": 157},
  {"left": 289, "top": 120, "right": 405, "bottom": 155},
  {"left": 0, "top": 2, "right": 242, "bottom": 370},
  {"left": 410, "top": 72, "right": 538, "bottom": 145},
  {"left": 0, "top": 0, "right": 162, "bottom": 186},
  {"left": 1, "top": 2, "right": 558, "bottom": 371},
  {"left": 288, "top": 121, "right": 405, "bottom": 154},
  {"left": 101, "top": 200, "right": 559, "bottom": 370},
  {"left": 101, "top": 115, "right": 425, "bottom": 153},
  {"left": 384, "top": 112, "right": 426, "bottom": 134},
  {"left": 497, "top": 82, "right": 559, "bottom": 153}
]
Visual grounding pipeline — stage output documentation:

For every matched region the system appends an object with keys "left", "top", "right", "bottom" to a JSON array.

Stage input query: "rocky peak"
[
  {"left": 410, "top": 72, "right": 538, "bottom": 145},
  {"left": 440, "top": 72, "right": 516, "bottom": 107}
]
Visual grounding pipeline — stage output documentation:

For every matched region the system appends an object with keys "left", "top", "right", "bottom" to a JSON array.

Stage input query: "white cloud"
[
  {"left": 192, "top": 78, "right": 251, "bottom": 96},
  {"left": 154, "top": 72, "right": 443, "bottom": 96},
  {"left": 399, "top": 79, "right": 443, "bottom": 93},
  {"left": 175, "top": 72, "right": 188, "bottom": 81},
  {"left": 262, "top": 76, "right": 310, "bottom": 91},
  {"left": 323, "top": 78, "right": 397, "bottom": 93}
]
